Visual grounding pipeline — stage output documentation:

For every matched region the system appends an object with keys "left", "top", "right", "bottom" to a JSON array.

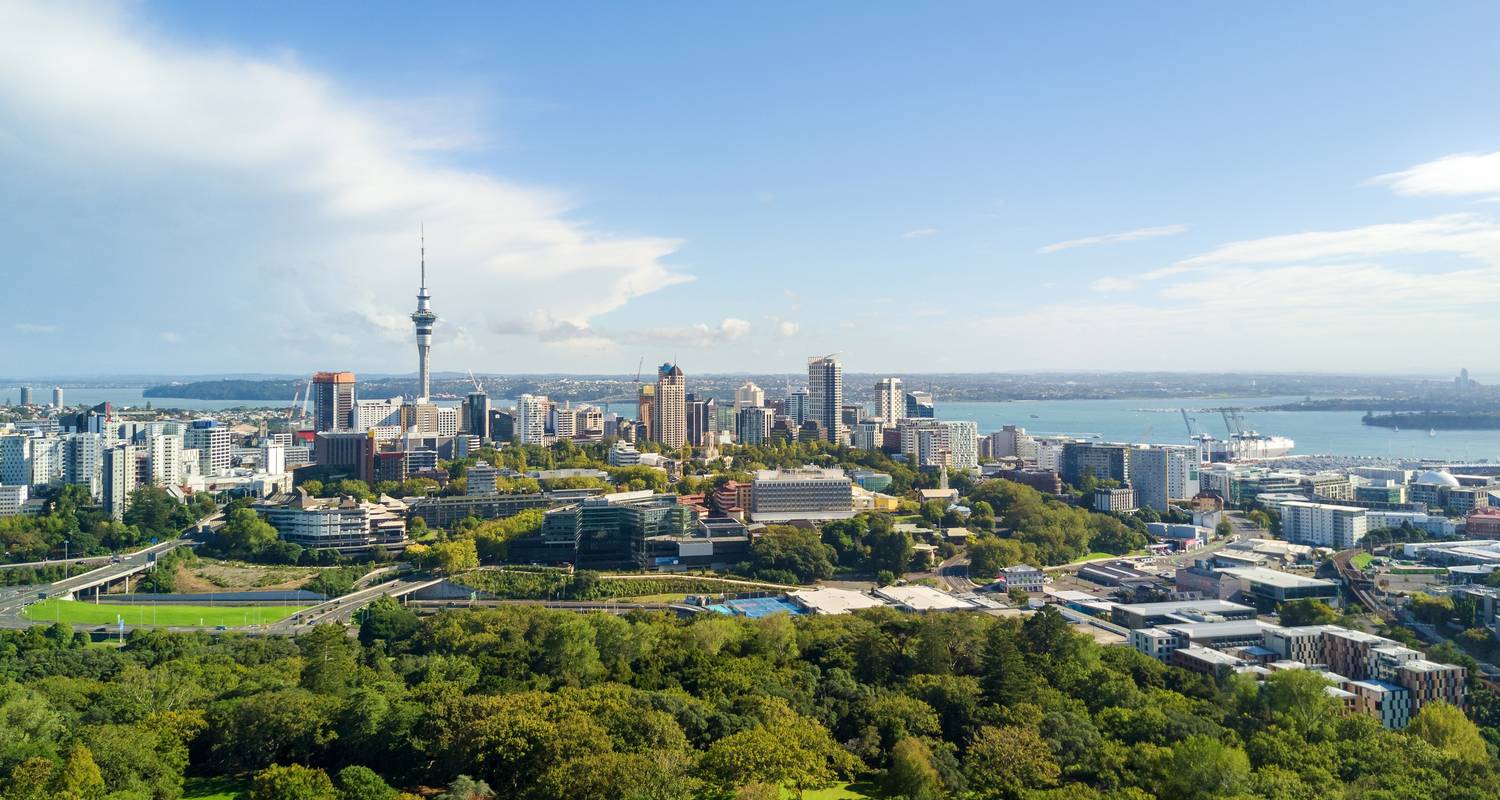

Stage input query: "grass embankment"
[
  {"left": 25, "top": 599, "right": 303, "bottom": 627},
  {"left": 1351, "top": 552, "right": 1373, "bottom": 571},
  {"left": 787, "top": 783, "right": 880, "bottom": 799}
]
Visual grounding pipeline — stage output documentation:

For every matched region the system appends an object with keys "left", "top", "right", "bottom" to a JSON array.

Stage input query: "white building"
[
  {"left": 184, "top": 421, "right": 231, "bottom": 477},
  {"left": 984, "top": 425, "right": 1032, "bottom": 460},
  {"left": 148, "top": 433, "right": 183, "bottom": 487},
  {"left": 875, "top": 377, "right": 905, "bottom": 426},
  {"left": 1367, "top": 510, "right": 1458, "bottom": 538},
  {"left": 808, "top": 356, "right": 844, "bottom": 444},
  {"left": 1281, "top": 501, "right": 1368, "bottom": 549},
  {"left": 260, "top": 439, "right": 286, "bottom": 477},
  {"left": 64, "top": 433, "right": 104, "bottom": 499},
  {"left": 899, "top": 419, "right": 979, "bottom": 470},
  {"left": 608, "top": 441, "right": 643, "bottom": 466},
  {"left": 353, "top": 397, "right": 403, "bottom": 431},
  {"left": 0, "top": 434, "right": 30, "bottom": 486},
  {"left": 436, "top": 406, "right": 459, "bottom": 437},
  {"left": 102, "top": 444, "right": 139, "bottom": 520},
  {"left": 750, "top": 467, "right": 855, "bottom": 522},
  {"left": 517, "top": 394, "right": 551, "bottom": 445},
  {"left": 466, "top": 462, "right": 500, "bottom": 495},
  {"left": 0, "top": 484, "right": 28, "bottom": 517},
  {"left": 735, "top": 381, "right": 765, "bottom": 409}
]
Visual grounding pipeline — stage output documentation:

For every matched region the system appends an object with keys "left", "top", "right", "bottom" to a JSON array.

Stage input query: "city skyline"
[{"left": 5, "top": 2, "right": 1500, "bottom": 376}]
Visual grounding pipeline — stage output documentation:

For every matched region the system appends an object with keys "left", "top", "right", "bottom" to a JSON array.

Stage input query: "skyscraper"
[
  {"left": 312, "top": 372, "right": 357, "bottom": 432},
  {"left": 464, "top": 391, "right": 491, "bottom": 440},
  {"left": 517, "top": 394, "right": 550, "bottom": 444},
  {"left": 786, "top": 388, "right": 810, "bottom": 425},
  {"left": 807, "top": 355, "right": 844, "bottom": 443},
  {"left": 735, "top": 381, "right": 765, "bottom": 409},
  {"left": 876, "top": 377, "right": 905, "bottom": 424},
  {"left": 653, "top": 363, "right": 687, "bottom": 450},
  {"left": 51, "top": 386, "right": 63, "bottom": 410},
  {"left": 905, "top": 391, "right": 935, "bottom": 418},
  {"left": 410, "top": 231, "right": 437, "bottom": 401},
  {"left": 18, "top": 387, "right": 31, "bottom": 406}
]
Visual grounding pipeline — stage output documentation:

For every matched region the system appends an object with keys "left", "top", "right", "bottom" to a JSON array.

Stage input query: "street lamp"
[{"left": 63, "top": 539, "right": 69, "bottom": 579}]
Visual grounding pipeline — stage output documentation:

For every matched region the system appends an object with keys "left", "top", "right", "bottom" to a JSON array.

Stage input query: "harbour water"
[{"left": 23, "top": 387, "right": 1500, "bottom": 463}]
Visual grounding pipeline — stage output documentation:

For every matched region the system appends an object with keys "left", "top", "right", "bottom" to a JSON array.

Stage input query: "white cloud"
[
  {"left": 159, "top": 331, "right": 181, "bottom": 344},
  {"left": 1088, "top": 277, "right": 1137, "bottom": 293},
  {"left": 492, "top": 314, "right": 751, "bottom": 347},
  {"left": 0, "top": 1, "right": 689, "bottom": 369},
  {"left": 1038, "top": 224, "right": 1187, "bottom": 254},
  {"left": 1372, "top": 150, "right": 1500, "bottom": 197},
  {"left": 768, "top": 316, "right": 799, "bottom": 337},
  {"left": 13, "top": 323, "right": 60, "bottom": 335},
  {"left": 901, "top": 228, "right": 938, "bottom": 239}
]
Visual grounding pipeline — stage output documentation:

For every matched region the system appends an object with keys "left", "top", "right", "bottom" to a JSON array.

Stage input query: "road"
[
  {"left": 264, "top": 576, "right": 443, "bottom": 633},
  {"left": 0, "top": 538, "right": 192, "bottom": 629},
  {"left": 935, "top": 553, "right": 979, "bottom": 592}
]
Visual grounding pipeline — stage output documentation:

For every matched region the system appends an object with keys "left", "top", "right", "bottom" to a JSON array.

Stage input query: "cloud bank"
[{"left": 0, "top": 1, "right": 689, "bottom": 372}]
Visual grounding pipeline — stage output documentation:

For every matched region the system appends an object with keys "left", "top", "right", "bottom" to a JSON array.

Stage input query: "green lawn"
[
  {"left": 183, "top": 776, "right": 247, "bottom": 799},
  {"left": 1351, "top": 552, "right": 1373, "bottom": 570},
  {"left": 786, "top": 783, "right": 881, "bottom": 799},
  {"left": 25, "top": 599, "right": 303, "bottom": 628}
]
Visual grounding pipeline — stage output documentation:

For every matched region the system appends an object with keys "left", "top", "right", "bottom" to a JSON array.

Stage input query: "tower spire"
[
  {"left": 411, "top": 225, "right": 437, "bottom": 402},
  {"left": 420, "top": 223, "right": 426, "bottom": 289}
]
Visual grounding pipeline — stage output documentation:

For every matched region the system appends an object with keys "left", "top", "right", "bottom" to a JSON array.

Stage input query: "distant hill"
[{"left": 143, "top": 380, "right": 301, "bottom": 401}]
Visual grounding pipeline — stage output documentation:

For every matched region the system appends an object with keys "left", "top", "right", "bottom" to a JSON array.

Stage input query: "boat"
[
  {"left": 1429, "top": 429, "right": 1437, "bottom": 438},
  {"left": 1029, "top": 414, "right": 1039, "bottom": 419}
]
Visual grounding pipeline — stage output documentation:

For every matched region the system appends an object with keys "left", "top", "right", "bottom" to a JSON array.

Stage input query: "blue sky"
[{"left": 5, "top": 1, "right": 1500, "bottom": 377}]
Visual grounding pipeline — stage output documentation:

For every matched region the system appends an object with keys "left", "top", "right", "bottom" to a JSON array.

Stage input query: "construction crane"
[
  {"left": 287, "top": 381, "right": 302, "bottom": 423},
  {"left": 467, "top": 368, "right": 484, "bottom": 393},
  {"left": 634, "top": 356, "right": 644, "bottom": 386},
  {"left": 1180, "top": 408, "right": 1197, "bottom": 437},
  {"left": 299, "top": 376, "right": 312, "bottom": 422},
  {"left": 1218, "top": 407, "right": 1247, "bottom": 437}
]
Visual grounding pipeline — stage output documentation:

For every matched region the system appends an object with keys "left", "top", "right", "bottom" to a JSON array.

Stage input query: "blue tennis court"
[{"left": 724, "top": 597, "right": 804, "bottom": 618}]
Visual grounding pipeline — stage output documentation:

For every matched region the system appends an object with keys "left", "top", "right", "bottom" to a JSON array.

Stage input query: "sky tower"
[{"left": 411, "top": 229, "right": 437, "bottom": 402}]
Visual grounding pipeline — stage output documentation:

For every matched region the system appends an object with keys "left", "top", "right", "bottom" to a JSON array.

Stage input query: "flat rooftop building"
[
  {"left": 788, "top": 587, "right": 888, "bottom": 615},
  {"left": 1112, "top": 598, "right": 1256, "bottom": 629},
  {"left": 874, "top": 585, "right": 977, "bottom": 612}
]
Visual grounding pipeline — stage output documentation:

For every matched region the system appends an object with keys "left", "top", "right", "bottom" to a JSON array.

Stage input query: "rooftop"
[
  {"left": 874, "top": 585, "right": 976, "bottom": 611},
  {"left": 1116, "top": 598, "right": 1255, "bottom": 617},
  {"left": 1220, "top": 566, "right": 1338, "bottom": 590},
  {"left": 787, "top": 588, "right": 887, "bottom": 616}
]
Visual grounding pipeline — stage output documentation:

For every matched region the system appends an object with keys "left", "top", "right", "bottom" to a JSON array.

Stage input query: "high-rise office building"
[
  {"left": 102, "top": 444, "right": 139, "bottom": 520},
  {"left": 51, "top": 386, "right": 63, "bottom": 410},
  {"left": 653, "top": 363, "right": 687, "bottom": 450},
  {"left": 686, "top": 393, "right": 717, "bottom": 447},
  {"left": 636, "top": 385, "right": 655, "bottom": 442},
  {"left": 735, "top": 381, "right": 765, "bottom": 409},
  {"left": 0, "top": 435, "right": 30, "bottom": 486},
  {"left": 517, "top": 394, "right": 550, "bottom": 444},
  {"left": 410, "top": 233, "right": 438, "bottom": 401},
  {"left": 147, "top": 433, "right": 183, "bottom": 487},
  {"left": 64, "top": 433, "right": 104, "bottom": 499},
  {"left": 786, "top": 388, "right": 810, "bottom": 425},
  {"left": 876, "top": 378, "right": 905, "bottom": 425},
  {"left": 261, "top": 439, "right": 286, "bottom": 476},
  {"left": 185, "top": 419, "right": 231, "bottom": 476},
  {"left": 313, "top": 372, "right": 357, "bottom": 432},
  {"left": 905, "top": 391, "right": 935, "bottom": 418},
  {"left": 18, "top": 387, "right": 31, "bottom": 407},
  {"left": 807, "top": 355, "right": 844, "bottom": 443},
  {"left": 736, "top": 406, "right": 774, "bottom": 445},
  {"left": 463, "top": 391, "right": 490, "bottom": 440},
  {"left": 1131, "top": 445, "right": 1200, "bottom": 512}
]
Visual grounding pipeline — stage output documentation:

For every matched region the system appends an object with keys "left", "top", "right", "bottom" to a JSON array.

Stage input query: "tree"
[
  {"left": 430, "top": 539, "right": 479, "bottom": 574},
  {"left": 1408, "top": 701, "right": 1489, "bottom": 764},
  {"left": 1277, "top": 598, "right": 1340, "bottom": 627},
  {"left": 437, "top": 775, "right": 495, "bottom": 800},
  {"left": 336, "top": 766, "right": 396, "bottom": 800},
  {"left": 50, "top": 744, "right": 105, "bottom": 800},
  {"left": 1214, "top": 519, "right": 1233, "bottom": 539},
  {"left": 1409, "top": 592, "right": 1455, "bottom": 626},
  {"left": 963, "top": 725, "right": 1059, "bottom": 799},
  {"left": 358, "top": 595, "right": 420, "bottom": 646},
  {"left": 247, "top": 764, "right": 338, "bottom": 800},
  {"left": 744, "top": 527, "right": 835, "bottom": 584},
  {"left": 885, "top": 737, "right": 945, "bottom": 800},
  {"left": 1159, "top": 736, "right": 1249, "bottom": 800},
  {"left": 968, "top": 536, "right": 1022, "bottom": 579},
  {"left": 700, "top": 711, "right": 859, "bottom": 798}
]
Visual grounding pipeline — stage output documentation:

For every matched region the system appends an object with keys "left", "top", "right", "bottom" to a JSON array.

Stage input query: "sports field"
[{"left": 24, "top": 599, "right": 303, "bottom": 627}]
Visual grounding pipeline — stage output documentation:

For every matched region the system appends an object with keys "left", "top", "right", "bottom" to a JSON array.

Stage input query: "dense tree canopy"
[{"left": 0, "top": 600, "right": 1496, "bottom": 799}]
